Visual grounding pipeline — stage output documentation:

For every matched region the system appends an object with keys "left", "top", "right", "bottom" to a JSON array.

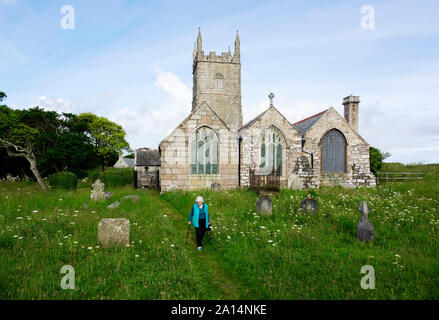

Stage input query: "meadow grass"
[{"left": 0, "top": 165, "right": 438, "bottom": 299}]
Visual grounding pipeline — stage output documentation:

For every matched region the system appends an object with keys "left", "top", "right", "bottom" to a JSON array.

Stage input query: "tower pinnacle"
[
  {"left": 197, "top": 27, "right": 202, "bottom": 53},
  {"left": 234, "top": 30, "right": 240, "bottom": 58}
]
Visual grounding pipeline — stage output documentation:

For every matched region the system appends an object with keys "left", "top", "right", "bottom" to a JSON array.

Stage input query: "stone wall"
[
  {"left": 135, "top": 165, "right": 160, "bottom": 188},
  {"left": 238, "top": 106, "right": 303, "bottom": 188},
  {"left": 159, "top": 102, "right": 239, "bottom": 192},
  {"left": 192, "top": 50, "right": 242, "bottom": 129},
  {"left": 303, "top": 107, "right": 376, "bottom": 187}
]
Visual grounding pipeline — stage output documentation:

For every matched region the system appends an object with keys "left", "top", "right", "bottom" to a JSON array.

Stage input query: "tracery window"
[
  {"left": 190, "top": 127, "right": 218, "bottom": 174},
  {"left": 260, "top": 127, "right": 283, "bottom": 175}
]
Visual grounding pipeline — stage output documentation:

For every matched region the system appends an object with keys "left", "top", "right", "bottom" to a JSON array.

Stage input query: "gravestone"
[
  {"left": 289, "top": 174, "right": 304, "bottom": 190},
  {"left": 107, "top": 201, "right": 120, "bottom": 209},
  {"left": 357, "top": 202, "right": 374, "bottom": 242},
  {"left": 122, "top": 195, "right": 140, "bottom": 202},
  {"left": 301, "top": 197, "right": 318, "bottom": 213},
  {"left": 211, "top": 181, "right": 221, "bottom": 191},
  {"left": 98, "top": 218, "right": 130, "bottom": 247},
  {"left": 256, "top": 195, "right": 272, "bottom": 215},
  {"left": 340, "top": 182, "right": 355, "bottom": 189},
  {"left": 90, "top": 179, "right": 106, "bottom": 201}
]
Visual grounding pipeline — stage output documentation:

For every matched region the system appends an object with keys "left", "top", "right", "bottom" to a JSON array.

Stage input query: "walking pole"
[{"left": 185, "top": 223, "right": 191, "bottom": 245}]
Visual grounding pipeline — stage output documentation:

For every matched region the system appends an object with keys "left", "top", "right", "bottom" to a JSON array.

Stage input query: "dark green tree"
[{"left": 370, "top": 146, "right": 391, "bottom": 174}]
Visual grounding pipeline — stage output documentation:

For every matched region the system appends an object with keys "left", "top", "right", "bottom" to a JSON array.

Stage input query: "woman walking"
[{"left": 188, "top": 196, "right": 209, "bottom": 250}]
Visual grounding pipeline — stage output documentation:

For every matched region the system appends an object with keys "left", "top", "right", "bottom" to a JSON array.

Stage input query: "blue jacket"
[{"left": 188, "top": 203, "right": 209, "bottom": 228}]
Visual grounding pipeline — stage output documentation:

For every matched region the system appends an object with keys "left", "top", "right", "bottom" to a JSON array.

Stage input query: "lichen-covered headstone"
[
  {"left": 357, "top": 202, "right": 374, "bottom": 242},
  {"left": 90, "top": 179, "right": 106, "bottom": 201},
  {"left": 256, "top": 195, "right": 272, "bottom": 215},
  {"left": 211, "top": 181, "right": 221, "bottom": 191},
  {"left": 301, "top": 197, "right": 318, "bottom": 213},
  {"left": 98, "top": 218, "right": 130, "bottom": 247}
]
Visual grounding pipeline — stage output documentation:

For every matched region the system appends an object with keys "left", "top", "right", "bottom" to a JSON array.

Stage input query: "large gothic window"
[
  {"left": 214, "top": 73, "right": 224, "bottom": 89},
  {"left": 321, "top": 129, "right": 346, "bottom": 173},
  {"left": 190, "top": 127, "right": 218, "bottom": 174},
  {"left": 259, "top": 127, "right": 283, "bottom": 175}
]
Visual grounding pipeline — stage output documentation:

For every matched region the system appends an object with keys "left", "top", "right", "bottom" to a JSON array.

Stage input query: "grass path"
[{"left": 153, "top": 193, "right": 246, "bottom": 299}]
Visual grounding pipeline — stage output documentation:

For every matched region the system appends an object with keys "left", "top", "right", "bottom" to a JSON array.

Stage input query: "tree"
[
  {"left": 370, "top": 146, "right": 391, "bottom": 174},
  {"left": 78, "top": 113, "right": 131, "bottom": 171},
  {"left": 0, "top": 105, "right": 47, "bottom": 192}
]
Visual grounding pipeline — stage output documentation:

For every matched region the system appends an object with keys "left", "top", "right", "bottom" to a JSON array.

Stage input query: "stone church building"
[{"left": 140, "top": 29, "right": 376, "bottom": 192}]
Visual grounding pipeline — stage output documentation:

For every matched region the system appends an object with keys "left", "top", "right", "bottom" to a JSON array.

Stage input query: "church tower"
[{"left": 192, "top": 29, "right": 243, "bottom": 129}]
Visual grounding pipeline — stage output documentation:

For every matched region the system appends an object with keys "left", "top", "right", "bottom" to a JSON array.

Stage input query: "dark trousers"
[{"left": 195, "top": 219, "right": 206, "bottom": 247}]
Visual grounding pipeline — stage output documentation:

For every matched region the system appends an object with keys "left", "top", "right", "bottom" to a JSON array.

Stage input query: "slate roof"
[
  {"left": 292, "top": 109, "right": 328, "bottom": 135},
  {"left": 124, "top": 158, "right": 135, "bottom": 167},
  {"left": 136, "top": 149, "right": 161, "bottom": 166}
]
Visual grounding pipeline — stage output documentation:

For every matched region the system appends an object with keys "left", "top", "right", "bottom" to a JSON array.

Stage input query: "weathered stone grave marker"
[
  {"left": 211, "top": 181, "right": 221, "bottom": 191},
  {"left": 256, "top": 195, "right": 272, "bottom": 215},
  {"left": 90, "top": 179, "right": 106, "bottom": 201},
  {"left": 288, "top": 173, "right": 304, "bottom": 190},
  {"left": 98, "top": 218, "right": 130, "bottom": 247},
  {"left": 107, "top": 201, "right": 120, "bottom": 209},
  {"left": 301, "top": 196, "right": 318, "bottom": 213},
  {"left": 122, "top": 195, "right": 140, "bottom": 203},
  {"left": 357, "top": 202, "right": 374, "bottom": 242}
]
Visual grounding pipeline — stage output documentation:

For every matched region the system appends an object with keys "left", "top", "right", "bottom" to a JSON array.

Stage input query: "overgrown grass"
[
  {"left": 0, "top": 184, "right": 211, "bottom": 299},
  {"left": 1, "top": 164, "right": 438, "bottom": 299},
  {"left": 161, "top": 184, "right": 439, "bottom": 299}
]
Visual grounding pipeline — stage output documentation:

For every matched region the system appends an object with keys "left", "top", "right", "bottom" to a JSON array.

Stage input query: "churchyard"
[{"left": 0, "top": 163, "right": 438, "bottom": 299}]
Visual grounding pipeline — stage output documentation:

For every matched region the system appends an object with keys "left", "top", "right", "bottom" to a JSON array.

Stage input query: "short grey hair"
[{"left": 195, "top": 196, "right": 204, "bottom": 203}]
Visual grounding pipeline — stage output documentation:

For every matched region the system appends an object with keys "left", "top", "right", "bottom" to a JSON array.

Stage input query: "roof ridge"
[{"left": 293, "top": 109, "right": 328, "bottom": 125}]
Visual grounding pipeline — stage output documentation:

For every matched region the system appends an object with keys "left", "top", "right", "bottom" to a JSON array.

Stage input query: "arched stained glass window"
[
  {"left": 190, "top": 127, "right": 218, "bottom": 174},
  {"left": 214, "top": 73, "right": 224, "bottom": 89},
  {"left": 322, "top": 129, "right": 346, "bottom": 173},
  {"left": 259, "top": 127, "right": 283, "bottom": 175}
]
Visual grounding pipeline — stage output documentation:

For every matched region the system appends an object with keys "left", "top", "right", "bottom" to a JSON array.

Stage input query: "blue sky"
[{"left": 1, "top": 0, "right": 438, "bottom": 163}]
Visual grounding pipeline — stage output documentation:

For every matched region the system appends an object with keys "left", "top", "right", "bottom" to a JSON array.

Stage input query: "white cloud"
[
  {"left": 108, "top": 68, "right": 191, "bottom": 151},
  {"left": 30, "top": 96, "right": 74, "bottom": 114}
]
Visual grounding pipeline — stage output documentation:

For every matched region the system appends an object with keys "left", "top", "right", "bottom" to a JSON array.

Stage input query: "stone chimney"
[{"left": 343, "top": 95, "right": 360, "bottom": 132}]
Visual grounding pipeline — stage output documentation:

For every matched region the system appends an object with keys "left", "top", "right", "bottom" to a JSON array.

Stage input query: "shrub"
[
  {"left": 67, "top": 168, "right": 87, "bottom": 179},
  {"left": 99, "top": 168, "right": 133, "bottom": 188},
  {"left": 48, "top": 172, "right": 78, "bottom": 190}
]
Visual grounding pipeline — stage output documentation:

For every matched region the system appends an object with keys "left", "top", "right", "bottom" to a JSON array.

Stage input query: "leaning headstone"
[
  {"left": 90, "top": 179, "right": 106, "bottom": 201},
  {"left": 357, "top": 202, "right": 374, "bottom": 242},
  {"left": 211, "top": 181, "right": 222, "bottom": 191},
  {"left": 107, "top": 201, "right": 120, "bottom": 209},
  {"left": 256, "top": 195, "right": 272, "bottom": 215},
  {"left": 301, "top": 196, "right": 318, "bottom": 213},
  {"left": 98, "top": 218, "right": 130, "bottom": 247},
  {"left": 340, "top": 182, "right": 355, "bottom": 189}
]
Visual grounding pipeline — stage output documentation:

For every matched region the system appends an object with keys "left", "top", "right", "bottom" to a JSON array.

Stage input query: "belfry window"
[
  {"left": 214, "top": 73, "right": 224, "bottom": 89},
  {"left": 190, "top": 127, "right": 218, "bottom": 174},
  {"left": 259, "top": 127, "right": 283, "bottom": 175}
]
